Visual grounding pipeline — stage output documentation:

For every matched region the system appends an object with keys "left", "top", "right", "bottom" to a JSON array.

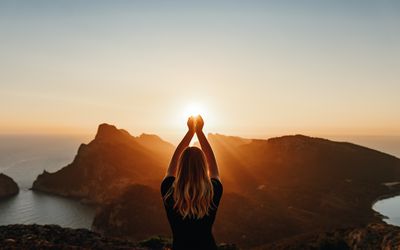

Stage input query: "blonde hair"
[{"left": 164, "top": 147, "right": 214, "bottom": 219}]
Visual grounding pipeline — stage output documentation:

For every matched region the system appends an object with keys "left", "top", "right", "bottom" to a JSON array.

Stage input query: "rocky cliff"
[
  {"left": 32, "top": 123, "right": 174, "bottom": 203},
  {"left": 0, "top": 173, "right": 19, "bottom": 199}
]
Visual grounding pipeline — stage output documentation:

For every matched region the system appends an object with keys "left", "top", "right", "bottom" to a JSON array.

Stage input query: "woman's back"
[
  {"left": 162, "top": 115, "right": 222, "bottom": 250},
  {"left": 161, "top": 176, "right": 223, "bottom": 250}
]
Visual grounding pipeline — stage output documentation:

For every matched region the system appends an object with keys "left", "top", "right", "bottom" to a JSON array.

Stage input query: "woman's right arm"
[{"left": 195, "top": 115, "right": 220, "bottom": 180}]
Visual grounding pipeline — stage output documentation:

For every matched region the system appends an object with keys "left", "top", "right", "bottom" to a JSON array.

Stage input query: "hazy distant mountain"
[
  {"left": 32, "top": 123, "right": 174, "bottom": 203},
  {"left": 31, "top": 124, "right": 400, "bottom": 248},
  {"left": 0, "top": 173, "right": 19, "bottom": 199}
]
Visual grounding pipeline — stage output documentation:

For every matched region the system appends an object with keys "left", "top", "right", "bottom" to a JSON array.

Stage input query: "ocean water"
[
  {"left": 0, "top": 134, "right": 399, "bottom": 228},
  {"left": 0, "top": 190, "right": 94, "bottom": 227},
  {"left": 373, "top": 195, "right": 400, "bottom": 226},
  {"left": 0, "top": 134, "right": 95, "bottom": 229}
]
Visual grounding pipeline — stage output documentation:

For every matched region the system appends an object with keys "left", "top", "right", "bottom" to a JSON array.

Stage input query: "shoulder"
[
  {"left": 161, "top": 176, "right": 175, "bottom": 196},
  {"left": 211, "top": 177, "right": 222, "bottom": 186}
]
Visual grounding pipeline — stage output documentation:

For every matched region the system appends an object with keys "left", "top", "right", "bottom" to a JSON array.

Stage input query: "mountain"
[
  {"left": 32, "top": 123, "right": 174, "bottom": 203},
  {"left": 31, "top": 125, "right": 400, "bottom": 248},
  {"left": 210, "top": 134, "right": 400, "bottom": 247},
  {"left": 208, "top": 133, "right": 400, "bottom": 193},
  {"left": 0, "top": 173, "right": 19, "bottom": 199},
  {"left": 92, "top": 133, "right": 400, "bottom": 248}
]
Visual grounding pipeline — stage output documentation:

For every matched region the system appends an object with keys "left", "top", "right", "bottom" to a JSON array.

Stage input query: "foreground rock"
[
  {"left": 0, "top": 224, "right": 238, "bottom": 250},
  {"left": 257, "top": 223, "right": 400, "bottom": 250},
  {"left": 0, "top": 173, "right": 19, "bottom": 199},
  {"left": 0, "top": 224, "right": 139, "bottom": 249},
  {"left": 32, "top": 123, "right": 174, "bottom": 203},
  {"left": 0, "top": 223, "right": 397, "bottom": 250}
]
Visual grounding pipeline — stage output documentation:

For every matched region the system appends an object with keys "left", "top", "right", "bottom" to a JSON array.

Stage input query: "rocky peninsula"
[{"left": 0, "top": 173, "right": 19, "bottom": 199}]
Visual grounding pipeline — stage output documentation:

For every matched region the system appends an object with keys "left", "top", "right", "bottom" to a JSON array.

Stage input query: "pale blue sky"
[{"left": 1, "top": 1, "right": 399, "bottom": 141}]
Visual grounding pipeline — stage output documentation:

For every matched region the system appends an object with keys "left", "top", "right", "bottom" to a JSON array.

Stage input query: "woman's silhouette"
[{"left": 161, "top": 115, "right": 223, "bottom": 250}]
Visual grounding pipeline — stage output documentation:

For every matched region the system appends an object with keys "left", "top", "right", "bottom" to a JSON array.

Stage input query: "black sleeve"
[
  {"left": 161, "top": 176, "right": 175, "bottom": 197},
  {"left": 211, "top": 178, "right": 223, "bottom": 207}
]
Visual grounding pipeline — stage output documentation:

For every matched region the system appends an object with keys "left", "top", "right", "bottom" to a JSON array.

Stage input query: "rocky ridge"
[{"left": 32, "top": 123, "right": 174, "bottom": 204}]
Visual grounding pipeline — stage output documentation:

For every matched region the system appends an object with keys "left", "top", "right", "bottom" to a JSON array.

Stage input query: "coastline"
[
  {"left": 371, "top": 186, "right": 400, "bottom": 223},
  {"left": 29, "top": 187, "right": 98, "bottom": 206}
]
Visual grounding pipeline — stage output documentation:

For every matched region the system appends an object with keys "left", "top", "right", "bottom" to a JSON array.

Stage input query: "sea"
[
  {"left": 0, "top": 134, "right": 399, "bottom": 229},
  {"left": 0, "top": 134, "right": 95, "bottom": 229}
]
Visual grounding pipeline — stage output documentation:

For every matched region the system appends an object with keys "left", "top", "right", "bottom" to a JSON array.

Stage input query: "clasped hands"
[{"left": 187, "top": 115, "right": 204, "bottom": 134}]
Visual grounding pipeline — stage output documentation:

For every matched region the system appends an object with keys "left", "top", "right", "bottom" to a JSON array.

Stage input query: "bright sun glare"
[
  {"left": 181, "top": 103, "right": 209, "bottom": 144},
  {"left": 178, "top": 102, "right": 216, "bottom": 134},
  {"left": 183, "top": 103, "right": 207, "bottom": 118}
]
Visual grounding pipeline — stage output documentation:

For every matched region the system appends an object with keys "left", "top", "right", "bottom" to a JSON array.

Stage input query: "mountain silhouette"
[
  {"left": 32, "top": 123, "right": 174, "bottom": 203},
  {"left": 31, "top": 124, "right": 400, "bottom": 248}
]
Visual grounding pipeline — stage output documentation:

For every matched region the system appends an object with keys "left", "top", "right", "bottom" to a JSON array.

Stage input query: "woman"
[{"left": 161, "top": 115, "right": 223, "bottom": 250}]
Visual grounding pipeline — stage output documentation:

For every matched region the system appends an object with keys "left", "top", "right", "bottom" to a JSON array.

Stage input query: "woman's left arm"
[{"left": 165, "top": 116, "right": 195, "bottom": 177}]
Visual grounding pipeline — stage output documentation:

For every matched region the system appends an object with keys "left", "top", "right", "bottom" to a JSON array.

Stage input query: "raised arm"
[
  {"left": 195, "top": 115, "right": 220, "bottom": 180},
  {"left": 165, "top": 116, "right": 195, "bottom": 177}
]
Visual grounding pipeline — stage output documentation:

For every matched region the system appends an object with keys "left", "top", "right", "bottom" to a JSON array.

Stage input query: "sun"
[
  {"left": 176, "top": 102, "right": 216, "bottom": 133},
  {"left": 183, "top": 103, "right": 207, "bottom": 118}
]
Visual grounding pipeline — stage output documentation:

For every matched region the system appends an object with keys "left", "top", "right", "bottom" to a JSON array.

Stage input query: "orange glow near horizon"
[{"left": 183, "top": 103, "right": 206, "bottom": 118}]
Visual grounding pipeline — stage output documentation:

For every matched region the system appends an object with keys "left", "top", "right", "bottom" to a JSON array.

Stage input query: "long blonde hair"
[{"left": 164, "top": 146, "right": 214, "bottom": 219}]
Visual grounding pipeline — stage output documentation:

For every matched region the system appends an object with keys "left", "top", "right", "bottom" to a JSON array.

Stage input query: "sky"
[{"left": 1, "top": 0, "right": 399, "bottom": 143}]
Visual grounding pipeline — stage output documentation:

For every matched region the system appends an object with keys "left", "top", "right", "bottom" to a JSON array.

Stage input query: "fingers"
[
  {"left": 187, "top": 115, "right": 204, "bottom": 130},
  {"left": 187, "top": 116, "right": 196, "bottom": 132}
]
